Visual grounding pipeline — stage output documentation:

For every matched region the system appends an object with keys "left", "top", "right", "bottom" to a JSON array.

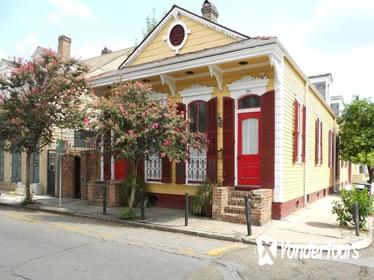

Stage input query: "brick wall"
[
  {"left": 212, "top": 186, "right": 229, "bottom": 219},
  {"left": 250, "top": 189, "right": 272, "bottom": 225},
  {"left": 61, "top": 155, "right": 75, "bottom": 198},
  {"left": 87, "top": 181, "right": 121, "bottom": 207},
  {"left": 212, "top": 187, "right": 272, "bottom": 226},
  {"left": 80, "top": 151, "right": 100, "bottom": 200}
]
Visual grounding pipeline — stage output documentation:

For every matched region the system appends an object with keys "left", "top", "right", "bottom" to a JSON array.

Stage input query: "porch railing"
[
  {"left": 187, "top": 148, "right": 207, "bottom": 183},
  {"left": 145, "top": 155, "right": 162, "bottom": 181}
]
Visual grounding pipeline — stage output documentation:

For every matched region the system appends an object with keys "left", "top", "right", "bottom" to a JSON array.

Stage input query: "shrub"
[
  {"left": 191, "top": 182, "right": 214, "bottom": 217},
  {"left": 332, "top": 188, "right": 374, "bottom": 230},
  {"left": 119, "top": 176, "right": 144, "bottom": 207},
  {"left": 120, "top": 208, "right": 136, "bottom": 220}
]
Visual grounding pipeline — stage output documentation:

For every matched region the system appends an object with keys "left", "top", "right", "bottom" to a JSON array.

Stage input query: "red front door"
[
  {"left": 114, "top": 160, "right": 126, "bottom": 180},
  {"left": 238, "top": 112, "right": 261, "bottom": 186}
]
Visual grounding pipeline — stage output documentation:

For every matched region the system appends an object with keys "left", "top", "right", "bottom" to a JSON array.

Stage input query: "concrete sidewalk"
[{"left": 0, "top": 192, "right": 372, "bottom": 249}]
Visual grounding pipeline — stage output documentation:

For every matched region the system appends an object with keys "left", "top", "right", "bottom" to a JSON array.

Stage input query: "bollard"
[
  {"left": 245, "top": 196, "right": 252, "bottom": 236},
  {"left": 354, "top": 202, "right": 360, "bottom": 236},
  {"left": 185, "top": 193, "right": 189, "bottom": 227},
  {"left": 102, "top": 182, "right": 107, "bottom": 216},
  {"left": 140, "top": 188, "right": 145, "bottom": 220}
]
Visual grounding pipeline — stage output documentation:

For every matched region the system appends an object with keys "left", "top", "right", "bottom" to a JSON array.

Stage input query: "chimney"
[
  {"left": 58, "top": 35, "right": 71, "bottom": 59},
  {"left": 201, "top": 0, "right": 219, "bottom": 22},
  {"left": 101, "top": 47, "right": 112, "bottom": 55}
]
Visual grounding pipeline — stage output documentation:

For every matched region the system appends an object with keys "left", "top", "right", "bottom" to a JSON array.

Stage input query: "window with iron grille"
[
  {"left": 11, "top": 152, "right": 21, "bottom": 182},
  {"left": 74, "top": 130, "right": 95, "bottom": 148}
]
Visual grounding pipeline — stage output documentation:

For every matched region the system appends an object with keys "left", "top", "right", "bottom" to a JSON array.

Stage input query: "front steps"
[
  {"left": 213, "top": 187, "right": 272, "bottom": 225},
  {"left": 221, "top": 190, "right": 252, "bottom": 224}
]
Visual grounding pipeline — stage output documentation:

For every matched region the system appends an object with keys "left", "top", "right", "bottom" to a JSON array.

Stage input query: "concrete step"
[
  {"left": 228, "top": 190, "right": 252, "bottom": 198},
  {"left": 224, "top": 205, "right": 246, "bottom": 215},
  {"left": 220, "top": 213, "right": 246, "bottom": 224},
  {"left": 228, "top": 197, "right": 245, "bottom": 206}
]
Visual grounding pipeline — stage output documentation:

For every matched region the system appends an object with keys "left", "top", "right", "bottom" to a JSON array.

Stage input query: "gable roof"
[
  {"left": 84, "top": 47, "right": 133, "bottom": 78},
  {"left": 119, "top": 4, "right": 249, "bottom": 69}
]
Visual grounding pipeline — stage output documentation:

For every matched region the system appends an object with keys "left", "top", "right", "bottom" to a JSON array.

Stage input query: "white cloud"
[
  {"left": 49, "top": 0, "right": 92, "bottom": 18},
  {"left": 47, "top": 13, "right": 64, "bottom": 27},
  {"left": 15, "top": 34, "right": 39, "bottom": 57}
]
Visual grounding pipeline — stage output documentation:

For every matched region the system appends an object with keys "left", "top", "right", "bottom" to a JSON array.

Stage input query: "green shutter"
[
  {"left": 30, "top": 152, "right": 40, "bottom": 183},
  {"left": 0, "top": 148, "right": 4, "bottom": 182},
  {"left": 11, "top": 152, "right": 21, "bottom": 182}
]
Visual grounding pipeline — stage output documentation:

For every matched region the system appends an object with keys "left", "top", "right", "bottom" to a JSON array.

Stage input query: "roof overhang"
[{"left": 90, "top": 38, "right": 282, "bottom": 88}]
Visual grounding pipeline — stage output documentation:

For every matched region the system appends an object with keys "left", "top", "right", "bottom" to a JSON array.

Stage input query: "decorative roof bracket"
[
  {"left": 208, "top": 64, "right": 223, "bottom": 90},
  {"left": 160, "top": 74, "right": 176, "bottom": 96}
]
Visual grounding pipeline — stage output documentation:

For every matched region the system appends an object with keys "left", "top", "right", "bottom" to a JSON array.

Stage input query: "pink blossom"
[
  {"left": 153, "top": 123, "right": 159, "bottom": 129},
  {"left": 163, "top": 139, "right": 171, "bottom": 146},
  {"left": 160, "top": 152, "right": 166, "bottom": 158},
  {"left": 83, "top": 117, "right": 89, "bottom": 126}
]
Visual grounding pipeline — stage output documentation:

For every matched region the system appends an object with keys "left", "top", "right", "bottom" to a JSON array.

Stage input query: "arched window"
[
  {"left": 238, "top": 95, "right": 261, "bottom": 109},
  {"left": 189, "top": 101, "right": 207, "bottom": 133}
]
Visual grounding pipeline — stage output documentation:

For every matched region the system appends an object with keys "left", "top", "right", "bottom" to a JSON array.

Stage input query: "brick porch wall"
[
  {"left": 80, "top": 151, "right": 100, "bottom": 200},
  {"left": 213, "top": 187, "right": 272, "bottom": 226},
  {"left": 61, "top": 155, "right": 75, "bottom": 198},
  {"left": 87, "top": 181, "right": 121, "bottom": 207}
]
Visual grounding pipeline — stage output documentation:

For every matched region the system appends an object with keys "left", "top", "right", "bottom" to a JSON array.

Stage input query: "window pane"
[
  {"left": 238, "top": 96, "right": 261, "bottom": 109},
  {"left": 198, "top": 102, "right": 207, "bottom": 133},
  {"left": 242, "top": 118, "right": 259, "bottom": 155},
  {"left": 189, "top": 103, "right": 197, "bottom": 132}
]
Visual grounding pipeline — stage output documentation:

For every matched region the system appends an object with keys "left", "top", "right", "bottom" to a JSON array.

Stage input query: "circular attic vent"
[
  {"left": 169, "top": 24, "right": 185, "bottom": 47},
  {"left": 165, "top": 20, "right": 190, "bottom": 54}
]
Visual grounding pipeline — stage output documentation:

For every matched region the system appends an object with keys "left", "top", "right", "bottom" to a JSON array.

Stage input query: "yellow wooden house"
[{"left": 84, "top": 1, "right": 346, "bottom": 222}]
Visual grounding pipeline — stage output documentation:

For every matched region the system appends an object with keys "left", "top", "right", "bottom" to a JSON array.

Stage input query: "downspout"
[
  {"left": 100, "top": 136, "right": 104, "bottom": 181},
  {"left": 333, "top": 118, "right": 337, "bottom": 193},
  {"left": 303, "top": 82, "right": 308, "bottom": 206}
]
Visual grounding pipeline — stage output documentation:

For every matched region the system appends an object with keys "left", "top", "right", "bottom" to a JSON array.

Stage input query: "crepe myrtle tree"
[
  {"left": 0, "top": 50, "right": 90, "bottom": 203},
  {"left": 88, "top": 81, "right": 206, "bottom": 209},
  {"left": 338, "top": 97, "right": 374, "bottom": 183}
]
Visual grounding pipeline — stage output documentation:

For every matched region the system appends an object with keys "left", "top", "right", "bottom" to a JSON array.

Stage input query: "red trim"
[
  {"left": 260, "top": 90, "right": 275, "bottom": 188},
  {"left": 272, "top": 186, "right": 334, "bottom": 219},
  {"left": 223, "top": 97, "right": 235, "bottom": 186},
  {"left": 148, "top": 193, "right": 185, "bottom": 209}
]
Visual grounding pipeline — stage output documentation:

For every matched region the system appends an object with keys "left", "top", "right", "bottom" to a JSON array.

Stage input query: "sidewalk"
[{"left": 0, "top": 192, "right": 372, "bottom": 249}]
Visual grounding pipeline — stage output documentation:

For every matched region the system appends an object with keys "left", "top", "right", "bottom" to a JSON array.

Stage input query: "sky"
[{"left": 0, "top": 0, "right": 373, "bottom": 102}]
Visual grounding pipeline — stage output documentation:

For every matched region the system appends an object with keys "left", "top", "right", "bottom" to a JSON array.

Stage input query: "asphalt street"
[{"left": 1, "top": 206, "right": 374, "bottom": 280}]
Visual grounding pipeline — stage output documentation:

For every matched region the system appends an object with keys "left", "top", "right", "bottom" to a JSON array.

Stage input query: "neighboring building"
[
  {"left": 330, "top": 95, "right": 344, "bottom": 116},
  {"left": 309, "top": 73, "right": 333, "bottom": 105},
  {"left": 80, "top": 1, "right": 341, "bottom": 221}
]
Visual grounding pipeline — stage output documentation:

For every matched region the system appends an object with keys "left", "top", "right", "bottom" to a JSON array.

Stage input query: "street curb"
[
  {"left": 0, "top": 202, "right": 256, "bottom": 245},
  {"left": 0, "top": 202, "right": 372, "bottom": 249}
]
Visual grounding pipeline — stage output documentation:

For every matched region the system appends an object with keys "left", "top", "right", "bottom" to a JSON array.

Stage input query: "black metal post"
[
  {"left": 185, "top": 192, "right": 189, "bottom": 227},
  {"left": 354, "top": 202, "right": 360, "bottom": 236},
  {"left": 245, "top": 196, "right": 252, "bottom": 236},
  {"left": 140, "top": 188, "right": 145, "bottom": 220},
  {"left": 102, "top": 182, "right": 107, "bottom": 216}
]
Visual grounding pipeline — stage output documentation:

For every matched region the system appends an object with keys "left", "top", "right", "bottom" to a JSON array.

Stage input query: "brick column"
[
  {"left": 212, "top": 186, "right": 229, "bottom": 220},
  {"left": 87, "top": 181, "right": 121, "bottom": 207},
  {"left": 61, "top": 155, "right": 75, "bottom": 198},
  {"left": 250, "top": 189, "right": 272, "bottom": 226}
]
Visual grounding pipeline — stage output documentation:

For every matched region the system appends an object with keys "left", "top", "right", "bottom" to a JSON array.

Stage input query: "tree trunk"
[
  {"left": 25, "top": 151, "right": 32, "bottom": 204},
  {"left": 368, "top": 165, "right": 373, "bottom": 184},
  {"left": 128, "top": 159, "right": 138, "bottom": 209}
]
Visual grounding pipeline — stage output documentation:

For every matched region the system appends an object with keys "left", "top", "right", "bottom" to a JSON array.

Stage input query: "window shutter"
[
  {"left": 137, "top": 160, "right": 144, "bottom": 182},
  {"left": 115, "top": 160, "right": 126, "bottom": 180},
  {"left": 315, "top": 119, "right": 319, "bottom": 165},
  {"left": 293, "top": 100, "right": 299, "bottom": 163},
  {"left": 302, "top": 106, "right": 306, "bottom": 163},
  {"left": 161, "top": 157, "right": 172, "bottom": 183},
  {"left": 222, "top": 97, "right": 235, "bottom": 186},
  {"left": 207, "top": 97, "right": 217, "bottom": 183},
  {"left": 328, "top": 130, "right": 331, "bottom": 167},
  {"left": 176, "top": 102, "right": 186, "bottom": 184},
  {"left": 320, "top": 122, "right": 323, "bottom": 164}
]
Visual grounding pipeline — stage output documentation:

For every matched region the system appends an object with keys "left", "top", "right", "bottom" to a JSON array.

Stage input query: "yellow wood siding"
[
  {"left": 147, "top": 68, "right": 274, "bottom": 195},
  {"left": 130, "top": 15, "right": 237, "bottom": 66},
  {"left": 282, "top": 58, "right": 336, "bottom": 202}
]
